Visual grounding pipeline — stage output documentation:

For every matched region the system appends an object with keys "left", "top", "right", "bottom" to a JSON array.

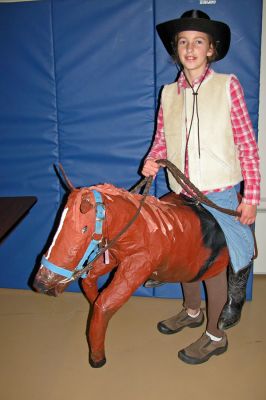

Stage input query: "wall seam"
[
  {"left": 152, "top": 0, "right": 158, "bottom": 198},
  {"left": 50, "top": 0, "right": 61, "bottom": 206}
]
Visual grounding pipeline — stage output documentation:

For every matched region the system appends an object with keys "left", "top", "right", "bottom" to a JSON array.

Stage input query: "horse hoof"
[{"left": 89, "top": 357, "right": 106, "bottom": 368}]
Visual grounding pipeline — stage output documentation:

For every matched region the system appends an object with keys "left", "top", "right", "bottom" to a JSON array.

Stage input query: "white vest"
[{"left": 161, "top": 72, "right": 243, "bottom": 194}]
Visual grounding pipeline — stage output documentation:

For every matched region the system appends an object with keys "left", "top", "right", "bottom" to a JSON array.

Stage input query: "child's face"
[{"left": 176, "top": 31, "right": 214, "bottom": 77}]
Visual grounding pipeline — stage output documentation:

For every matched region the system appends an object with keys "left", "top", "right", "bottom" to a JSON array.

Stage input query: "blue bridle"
[{"left": 41, "top": 190, "right": 105, "bottom": 280}]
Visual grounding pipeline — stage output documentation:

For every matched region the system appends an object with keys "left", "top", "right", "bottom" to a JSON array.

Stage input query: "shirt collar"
[{"left": 177, "top": 66, "right": 213, "bottom": 91}]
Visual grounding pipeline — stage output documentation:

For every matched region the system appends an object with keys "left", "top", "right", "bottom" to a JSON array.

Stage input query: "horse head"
[{"left": 33, "top": 187, "right": 103, "bottom": 296}]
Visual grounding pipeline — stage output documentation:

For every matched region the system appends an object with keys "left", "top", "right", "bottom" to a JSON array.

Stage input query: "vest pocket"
[{"left": 201, "top": 148, "right": 231, "bottom": 171}]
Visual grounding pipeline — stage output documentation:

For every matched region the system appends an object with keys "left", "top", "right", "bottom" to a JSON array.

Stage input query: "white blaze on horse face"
[{"left": 46, "top": 207, "right": 69, "bottom": 259}]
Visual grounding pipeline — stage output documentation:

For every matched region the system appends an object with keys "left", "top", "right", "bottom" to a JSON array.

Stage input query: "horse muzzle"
[{"left": 33, "top": 279, "right": 60, "bottom": 297}]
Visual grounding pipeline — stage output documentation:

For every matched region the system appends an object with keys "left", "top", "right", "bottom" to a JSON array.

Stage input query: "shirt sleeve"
[
  {"left": 146, "top": 105, "right": 167, "bottom": 160},
  {"left": 230, "top": 75, "right": 261, "bottom": 205}
]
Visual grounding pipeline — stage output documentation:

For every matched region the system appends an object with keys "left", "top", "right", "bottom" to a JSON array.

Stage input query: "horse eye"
[{"left": 81, "top": 226, "right": 88, "bottom": 234}]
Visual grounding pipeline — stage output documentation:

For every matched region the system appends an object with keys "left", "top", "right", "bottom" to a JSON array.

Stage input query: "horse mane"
[
  {"left": 88, "top": 183, "right": 171, "bottom": 210},
  {"left": 89, "top": 183, "right": 134, "bottom": 198},
  {"left": 88, "top": 183, "right": 142, "bottom": 207},
  {"left": 89, "top": 183, "right": 184, "bottom": 233}
]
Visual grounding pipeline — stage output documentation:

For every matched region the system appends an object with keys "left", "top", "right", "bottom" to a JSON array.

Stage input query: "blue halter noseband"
[{"left": 41, "top": 190, "right": 105, "bottom": 280}]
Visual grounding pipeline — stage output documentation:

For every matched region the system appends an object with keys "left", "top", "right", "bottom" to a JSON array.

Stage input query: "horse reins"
[
  {"left": 156, "top": 159, "right": 258, "bottom": 259},
  {"left": 68, "top": 159, "right": 258, "bottom": 282},
  {"left": 156, "top": 159, "right": 241, "bottom": 217}
]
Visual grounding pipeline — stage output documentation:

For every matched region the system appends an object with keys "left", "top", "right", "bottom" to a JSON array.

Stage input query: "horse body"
[{"left": 33, "top": 183, "right": 229, "bottom": 367}]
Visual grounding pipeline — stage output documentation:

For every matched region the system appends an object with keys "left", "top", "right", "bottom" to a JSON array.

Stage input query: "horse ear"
[
  {"left": 58, "top": 163, "right": 76, "bottom": 192},
  {"left": 80, "top": 198, "right": 93, "bottom": 214}
]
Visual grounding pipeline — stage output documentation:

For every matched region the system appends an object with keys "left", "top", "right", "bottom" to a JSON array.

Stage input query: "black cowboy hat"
[{"left": 156, "top": 9, "right": 231, "bottom": 61}]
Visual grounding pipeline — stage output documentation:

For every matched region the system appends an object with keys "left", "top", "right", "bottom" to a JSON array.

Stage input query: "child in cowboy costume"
[{"left": 142, "top": 10, "right": 260, "bottom": 364}]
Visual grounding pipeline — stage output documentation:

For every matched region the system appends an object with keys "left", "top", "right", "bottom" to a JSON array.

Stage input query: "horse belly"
[
  {"left": 152, "top": 246, "right": 212, "bottom": 283},
  {"left": 149, "top": 223, "right": 229, "bottom": 283}
]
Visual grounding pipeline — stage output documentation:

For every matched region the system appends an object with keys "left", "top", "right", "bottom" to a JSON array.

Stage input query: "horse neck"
[{"left": 100, "top": 189, "right": 139, "bottom": 239}]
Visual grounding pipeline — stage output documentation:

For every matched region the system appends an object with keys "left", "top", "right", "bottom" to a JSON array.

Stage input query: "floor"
[{"left": 1, "top": 276, "right": 266, "bottom": 400}]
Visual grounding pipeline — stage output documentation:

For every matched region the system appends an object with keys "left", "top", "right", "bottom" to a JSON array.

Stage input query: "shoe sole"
[
  {"left": 178, "top": 342, "right": 228, "bottom": 365},
  {"left": 157, "top": 316, "right": 204, "bottom": 335}
]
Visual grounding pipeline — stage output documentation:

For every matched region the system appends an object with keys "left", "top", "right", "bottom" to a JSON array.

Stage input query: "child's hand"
[
  {"left": 236, "top": 202, "right": 257, "bottom": 225},
  {"left": 142, "top": 159, "right": 160, "bottom": 178}
]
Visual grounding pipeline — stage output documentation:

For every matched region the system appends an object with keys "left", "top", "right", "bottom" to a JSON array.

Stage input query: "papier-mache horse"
[{"left": 33, "top": 169, "right": 229, "bottom": 368}]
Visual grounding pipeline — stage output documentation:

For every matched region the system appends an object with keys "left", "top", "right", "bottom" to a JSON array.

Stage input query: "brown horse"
[{"left": 33, "top": 182, "right": 229, "bottom": 367}]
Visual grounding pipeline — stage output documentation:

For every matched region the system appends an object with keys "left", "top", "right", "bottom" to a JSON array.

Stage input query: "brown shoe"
[
  {"left": 178, "top": 333, "right": 228, "bottom": 365},
  {"left": 157, "top": 309, "right": 204, "bottom": 335}
]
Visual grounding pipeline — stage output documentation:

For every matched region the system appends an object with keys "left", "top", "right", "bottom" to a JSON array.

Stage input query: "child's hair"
[{"left": 171, "top": 33, "right": 218, "bottom": 65}]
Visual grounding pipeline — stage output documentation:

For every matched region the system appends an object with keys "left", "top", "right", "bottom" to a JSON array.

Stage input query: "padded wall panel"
[
  {"left": 52, "top": 0, "right": 155, "bottom": 190},
  {"left": 51, "top": 0, "right": 155, "bottom": 295},
  {"left": 0, "top": 1, "right": 61, "bottom": 290}
]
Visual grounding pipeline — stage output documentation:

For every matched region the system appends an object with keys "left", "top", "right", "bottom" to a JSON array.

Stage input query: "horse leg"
[
  {"left": 88, "top": 255, "right": 152, "bottom": 367},
  {"left": 81, "top": 277, "right": 99, "bottom": 304},
  {"left": 81, "top": 253, "right": 118, "bottom": 304}
]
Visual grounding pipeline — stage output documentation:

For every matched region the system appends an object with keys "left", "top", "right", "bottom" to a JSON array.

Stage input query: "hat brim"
[{"left": 156, "top": 17, "right": 231, "bottom": 61}]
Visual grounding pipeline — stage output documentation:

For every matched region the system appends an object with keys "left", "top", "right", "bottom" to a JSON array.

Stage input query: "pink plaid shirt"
[{"left": 147, "top": 68, "right": 260, "bottom": 205}]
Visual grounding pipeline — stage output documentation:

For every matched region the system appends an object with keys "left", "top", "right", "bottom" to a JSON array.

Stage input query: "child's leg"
[
  {"left": 157, "top": 281, "right": 204, "bottom": 334},
  {"left": 203, "top": 188, "right": 254, "bottom": 329},
  {"left": 182, "top": 281, "right": 201, "bottom": 310},
  {"left": 219, "top": 261, "right": 252, "bottom": 329},
  {"left": 205, "top": 268, "right": 227, "bottom": 337}
]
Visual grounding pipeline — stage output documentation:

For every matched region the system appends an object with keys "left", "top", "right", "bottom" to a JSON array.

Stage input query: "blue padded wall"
[
  {"left": 0, "top": 1, "right": 61, "bottom": 290},
  {"left": 0, "top": 0, "right": 262, "bottom": 299}
]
